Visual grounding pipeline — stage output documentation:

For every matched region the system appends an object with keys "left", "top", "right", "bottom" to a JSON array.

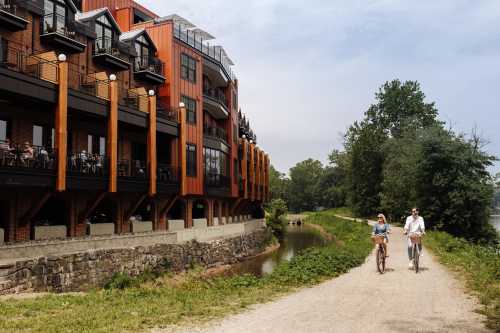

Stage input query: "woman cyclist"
[{"left": 372, "top": 213, "right": 390, "bottom": 257}]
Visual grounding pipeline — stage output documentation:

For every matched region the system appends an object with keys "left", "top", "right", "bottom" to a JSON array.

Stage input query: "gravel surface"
[{"left": 157, "top": 223, "right": 490, "bottom": 333}]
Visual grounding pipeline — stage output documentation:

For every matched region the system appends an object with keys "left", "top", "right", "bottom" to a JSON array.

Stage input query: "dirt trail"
[{"left": 165, "top": 221, "right": 490, "bottom": 333}]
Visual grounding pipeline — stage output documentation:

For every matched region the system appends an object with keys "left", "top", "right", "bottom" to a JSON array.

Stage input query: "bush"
[
  {"left": 266, "top": 199, "right": 288, "bottom": 238},
  {"left": 104, "top": 272, "right": 134, "bottom": 290}
]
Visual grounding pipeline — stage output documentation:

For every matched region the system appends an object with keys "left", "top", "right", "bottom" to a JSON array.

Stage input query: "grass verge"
[
  {"left": 426, "top": 231, "right": 500, "bottom": 331},
  {"left": 0, "top": 214, "right": 372, "bottom": 333}
]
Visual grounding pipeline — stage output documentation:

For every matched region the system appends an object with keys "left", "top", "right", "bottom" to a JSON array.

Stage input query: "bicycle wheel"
[
  {"left": 376, "top": 246, "right": 385, "bottom": 274},
  {"left": 414, "top": 244, "right": 420, "bottom": 273}
]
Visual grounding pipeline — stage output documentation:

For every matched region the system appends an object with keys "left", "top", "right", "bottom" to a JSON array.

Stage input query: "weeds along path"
[{"left": 170, "top": 224, "right": 490, "bottom": 333}]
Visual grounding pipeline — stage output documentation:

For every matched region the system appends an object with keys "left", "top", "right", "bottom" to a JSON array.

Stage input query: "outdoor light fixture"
[
  {"left": 242, "top": 135, "right": 246, "bottom": 139},
  {"left": 58, "top": 54, "right": 67, "bottom": 62},
  {"left": 109, "top": 74, "right": 117, "bottom": 81},
  {"left": 249, "top": 140, "right": 253, "bottom": 144},
  {"left": 148, "top": 90, "right": 155, "bottom": 96},
  {"left": 179, "top": 102, "right": 185, "bottom": 108}
]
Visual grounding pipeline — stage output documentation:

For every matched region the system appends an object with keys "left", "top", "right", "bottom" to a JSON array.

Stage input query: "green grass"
[
  {"left": 426, "top": 231, "right": 500, "bottom": 331},
  {"left": 0, "top": 214, "right": 373, "bottom": 333}
]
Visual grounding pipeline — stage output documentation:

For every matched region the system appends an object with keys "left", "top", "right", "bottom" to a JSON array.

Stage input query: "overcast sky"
[{"left": 137, "top": 0, "right": 500, "bottom": 175}]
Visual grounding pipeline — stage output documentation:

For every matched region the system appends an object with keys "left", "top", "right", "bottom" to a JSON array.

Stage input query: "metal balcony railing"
[
  {"left": 204, "top": 125, "right": 227, "bottom": 142},
  {"left": 118, "top": 159, "right": 147, "bottom": 179},
  {"left": 204, "top": 173, "right": 230, "bottom": 188},
  {"left": 0, "top": 42, "right": 59, "bottom": 83},
  {"left": 203, "top": 87, "right": 227, "bottom": 108},
  {"left": 67, "top": 152, "right": 107, "bottom": 177},
  {"left": 42, "top": 13, "right": 77, "bottom": 38},
  {"left": 173, "top": 23, "right": 236, "bottom": 81},
  {"left": 157, "top": 101, "right": 179, "bottom": 122},
  {"left": 134, "top": 55, "right": 164, "bottom": 76},
  {"left": 93, "top": 37, "right": 130, "bottom": 63},
  {"left": 0, "top": 141, "right": 55, "bottom": 170},
  {"left": 157, "top": 164, "right": 179, "bottom": 184}
]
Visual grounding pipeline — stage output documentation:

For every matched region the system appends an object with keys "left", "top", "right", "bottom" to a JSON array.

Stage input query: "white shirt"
[{"left": 404, "top": 215, "right": 425, "bottom": 233}]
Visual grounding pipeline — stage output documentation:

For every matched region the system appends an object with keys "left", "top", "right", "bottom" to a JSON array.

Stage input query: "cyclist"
[
  {"left": 372, "top": 213, "right": 390, "bottom": 257},
  {"left": 404, "top": 207, "right": 425, "bottom": 269}
]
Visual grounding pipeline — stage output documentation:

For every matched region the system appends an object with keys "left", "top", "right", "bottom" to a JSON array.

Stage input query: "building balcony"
[
  {"left": 0, "top": 141, "right": 56, "bottom": 187},
  {"left": 0, "top": 0, "right": 29, "bottom": 31},
  {"left": 204, "top": 125, "right": 227, "bottom": 143},
  {"left": 40, "top": 14, "right": 86, "bottom": 54},
  {"left": 157, "top": 164, "right": 179, "bottom": 194},
  {"left": 205, "top": 173, "right": 230, "bottom": 196},
  {"left": 157, "top": 102, "right": 178, "bottom": 123},
  {"left": 134, "top": 56, "right": 165, "bottom": 85},
  {"left": 203, "top": 88, "right": 228, "bottom": 119},
  {"left": 93, "top": 37, "right": 131, "bottom": 71},
  {"left": 117, "top": 159, "right": 148, "bottom": 192},
  {"left": 66, "top": 152, "right": 108, "bottom": 190}
]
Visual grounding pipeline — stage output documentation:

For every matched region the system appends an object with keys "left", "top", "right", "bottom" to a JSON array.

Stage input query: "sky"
[{"left": 137, "top": 0, "right": 500, "bottom": 175}]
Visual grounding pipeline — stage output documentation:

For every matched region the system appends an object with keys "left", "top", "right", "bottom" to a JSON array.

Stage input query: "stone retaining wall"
[{"left": 0, "top": 228, "right": 272, "bottom": 295}]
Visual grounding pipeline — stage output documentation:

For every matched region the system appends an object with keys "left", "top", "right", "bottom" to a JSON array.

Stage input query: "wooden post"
[
  {"left": 249, "top": 143, "right": 255, "bottom": 201},
  {"left": 55, "top": 58, "right": 68, "bottom": 191},
  {"left": 241, "top": 139, "right": 248, "bottom": 199},
  {"left": 148, "top": 93, "right": 157, "bottom": 196},
  {"left": 108, "top": 78, "right": 118, "bottom": 192},
  {"left": 179, "top": 105, "right": 187, "bottom": 196}
]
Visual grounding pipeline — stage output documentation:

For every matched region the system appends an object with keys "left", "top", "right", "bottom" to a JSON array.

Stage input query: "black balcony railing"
[
  {"left": 118, "top": 159, "right": 147, "bottom": 179},
  {"left": 157, "top": 164, "right": 179, "bottom": 184},
  {"left": 134, "top": 55, "right": 164, "bottom": 76},
  {"left": 67, "top": 152, "right": 107, "bottom": 177},
  {"left": 0, "top": 0, "right": 20, "bottom": 15},
  {"left": 93, "top": 37, "right": 130, "bottom": 62},
  {"left": 0, "top": 42, "right": 59, "bottom": 82},
  {"left": 0, "top": 141, "right": 55, "bottom": 170},
  {"left": 203, "top": 87, "right": 227, "bottom": 108},
  {"left": 42, "top": 13, "right": 76, "bottom": 37},
  {"left": 204, "top": 125, "right": 227, "bottom": 142},
  {"left": 157, "top": 101, "right": 179, "bottom": 122},
  {"left": 205, "top": 173, "right": 230, "bottom": 188}
]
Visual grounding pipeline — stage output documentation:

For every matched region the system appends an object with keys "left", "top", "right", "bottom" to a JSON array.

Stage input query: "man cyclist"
[{"left": 404, "top": 207, "right": 425, "bottom": 269}]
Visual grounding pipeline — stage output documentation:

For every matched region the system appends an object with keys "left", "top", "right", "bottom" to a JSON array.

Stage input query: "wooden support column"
[
  {"left": 55, "top": 57, "right": 68, "bottom": 191},
  {"left": 241, "top": 139, "right": 248, "bottom": 199},
  {"left": 185, "top": 199, "right": 193, "bottom": 228},
  {"left": 108, "top": 77, "right": 118, "bottom": 192},
  {"left": 207, "top": 199, "right": 214, "bottom": 226},
  {"left": 178, "top": 105, "right": 187, "bottom": 196},
  {"left": 147, "top": 93, "right": 157, "bottom": 196},
  {"left": 265, "top": 154, "right": 270, "bottom": 202},
  {"left": 249, "top": 143, "right": 255, "bottom": 201},
  {"left": 255, "top": 147, "right": 260, "bottom": 201}
]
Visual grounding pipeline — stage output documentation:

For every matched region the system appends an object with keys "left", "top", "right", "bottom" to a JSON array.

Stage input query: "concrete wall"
[
  {"left": 193, "top": 218, "right": 208, "bottom": 229},
  {"left": 88, "top": 224, "right": 115, "bottom": 236},
  {"left": 34, "top": 226, "right": 67, "bottom": 241},
  {"left": 131, "top": 221, "right": 153, "bottom": 233},
  {"left": 0, "top": 227, "right": 272, "bottom": 296},
  {"left": 168, "top": 219, "right": 185, "bottom": 231}
]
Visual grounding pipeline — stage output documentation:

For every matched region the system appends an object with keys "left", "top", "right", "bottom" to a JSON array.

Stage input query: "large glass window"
[
  {"left": 33, "top": 125, "right": 54, "bottom": 148},
  {"left": 43, "top": 0, "right": 67, "bottom": 34},
  {"left": 134, "top": 35, "right": 151, "bottom": 70},
  {"left": 0, "top": 120, "right": 8, "bottom": 141},
  {"left": 186, "top": 144, "right": 197, "bottom": 177},
  {"left": 87, "top": 134, "right": 106, "bottom": 155},
  {"left": 95, "top": 15, "right": 113, "bottom": 51},
  {"left": 181, "top": 95, "right": 197, "bottom": 124},
  {"left": 181, "top": 53, "right": 196, "bottom": 83}
]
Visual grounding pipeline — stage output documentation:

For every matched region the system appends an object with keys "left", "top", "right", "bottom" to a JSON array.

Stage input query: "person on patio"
[{"left": 20, "top": 141, "right": 34, "bottom": 166}]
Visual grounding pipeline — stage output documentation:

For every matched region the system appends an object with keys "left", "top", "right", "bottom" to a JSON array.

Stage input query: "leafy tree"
[
  {"left": 268, "top": 165, "right": 290, "bottom": 202},
  {"left": 288, "top": 159, "right": 324, "bottom": 212},
  {"left": 266, "top": 199, "right": 288, "bottom": 238}
]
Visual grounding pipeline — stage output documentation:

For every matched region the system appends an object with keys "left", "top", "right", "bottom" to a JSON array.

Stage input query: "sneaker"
[{"left": 409, "top": 261, "right": 414, "bottom": 269}]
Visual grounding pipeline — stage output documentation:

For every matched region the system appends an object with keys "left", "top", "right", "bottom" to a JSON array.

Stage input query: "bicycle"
[
  {"left": 409, "top": 232, "right": 423, "bottom": 273},
  {"left": 372, "top": 234, "right": 387, "bottom": 274}
]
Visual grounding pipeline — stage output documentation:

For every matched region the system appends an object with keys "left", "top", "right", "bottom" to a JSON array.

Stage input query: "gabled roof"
[
  {"left": 119, "top": 28, "right": 157, "bottom": 52},
  {"left": 65, "top": 0, "right": 79, "bottom": 13},
  {"left": 76, "top": 7, "right": 122, "bottom": 35}
]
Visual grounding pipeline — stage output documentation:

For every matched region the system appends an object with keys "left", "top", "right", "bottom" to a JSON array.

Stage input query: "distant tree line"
[{"left": 269, "top": 80, "right": 498, "bottom": 243}]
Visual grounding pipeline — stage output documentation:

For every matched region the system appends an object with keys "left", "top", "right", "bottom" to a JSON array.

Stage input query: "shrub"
[{"left": 265, "top": 199, "right": 288, "bottom": 238}]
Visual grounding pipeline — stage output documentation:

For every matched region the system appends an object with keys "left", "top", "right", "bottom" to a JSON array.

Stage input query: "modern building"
[{"left": 0, "top": 0, "right": 269, "bottom": 244}]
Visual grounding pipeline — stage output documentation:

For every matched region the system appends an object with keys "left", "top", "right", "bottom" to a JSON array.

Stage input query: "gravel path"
[{"left": 161, "top": 222, "right": 490, "bottom": 333}]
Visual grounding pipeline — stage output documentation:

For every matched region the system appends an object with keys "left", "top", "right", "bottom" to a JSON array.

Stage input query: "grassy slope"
[
  {"left": 0, "top": 214, "right": 372, "bottom": 333},
  {"left": 425, "top": 232, "right": 500, "bottom": 331}
]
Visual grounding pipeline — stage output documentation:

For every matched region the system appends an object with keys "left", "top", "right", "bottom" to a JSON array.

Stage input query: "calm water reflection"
[{"left": 228, "top": 225, "right": 327, "bottom": 277}]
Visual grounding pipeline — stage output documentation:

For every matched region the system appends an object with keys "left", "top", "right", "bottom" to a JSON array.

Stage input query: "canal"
[{"left": 228, "top": 225, "right": 328, "bottom": 277}]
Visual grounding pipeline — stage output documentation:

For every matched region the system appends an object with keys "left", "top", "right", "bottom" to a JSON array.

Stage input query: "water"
[
  {"left": 228, "top": 225, "right": 327, "bottom": 277},
  {"left": 490, "top": 215, "right": 500, "bottom": 233}
]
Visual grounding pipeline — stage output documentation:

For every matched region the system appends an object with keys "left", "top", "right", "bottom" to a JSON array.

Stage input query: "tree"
[
  {"left": 287, "top": 159, "right": 324, "bottom": 212},
  {"left": 268, "top": 165, "right": 289, "bottom": 202}
]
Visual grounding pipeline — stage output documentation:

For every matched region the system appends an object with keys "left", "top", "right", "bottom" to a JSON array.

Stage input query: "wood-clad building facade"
[{"left": 0, "top": 0, "right": 268, "bottom": 244}]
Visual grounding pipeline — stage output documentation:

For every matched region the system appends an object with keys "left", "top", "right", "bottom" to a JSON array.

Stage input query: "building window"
[
  {"left": 43, "top": 0, "right": 67, "bottom": 34},
  {"left": 95, "top": 15, "right": 114, "bottom": 51},
  {"left": 0, "top": 119, "right": 9, "bottom": 142},
  {"left": 134, "top": 35, "right": 151, "bottom": 70},
  {"left": 181, "top": 53, "right": 196, "bottom": 83},
  {"left": 87, "top": 134, "right": 106, "bottom": 155},
  {"left": 181, "top": 95, "right": 197, "bottom": 124},
  {"left": 186, "top": 144, "right": 197, "bottom": 177}
]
